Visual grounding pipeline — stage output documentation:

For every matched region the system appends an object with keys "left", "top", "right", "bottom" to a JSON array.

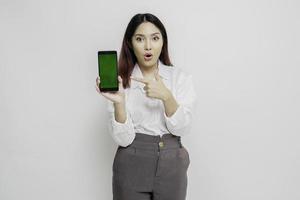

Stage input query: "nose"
[{"left": 144, "top": 39, "right": 152, "bottom": 50}]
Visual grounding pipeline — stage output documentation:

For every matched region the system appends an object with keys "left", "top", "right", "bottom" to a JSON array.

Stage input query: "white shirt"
[{"left": 106, "top": 60, "right": 197, "bottom": 147}]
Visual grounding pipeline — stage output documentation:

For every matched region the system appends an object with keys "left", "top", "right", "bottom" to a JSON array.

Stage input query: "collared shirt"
[{"left": 106, "top": 60, "right": 197, "bottom": 147}]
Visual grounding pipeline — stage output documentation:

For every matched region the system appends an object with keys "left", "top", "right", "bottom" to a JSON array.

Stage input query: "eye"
[
  {"left": 136, "top": 37, "right": 143, "bottom": 42},
  {"left": 153, "top": 36, "right": 160, "bottom": 41}
]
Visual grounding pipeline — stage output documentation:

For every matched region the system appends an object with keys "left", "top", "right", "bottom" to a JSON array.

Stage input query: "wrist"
[
  {"left": 113, "top": 100, "right": 125, "bottom": 107},
  {"left": 114, "top": 101, "right": 124, "bottom": 106},
  {"left": 113, "top": 96, "right": 125, "bottom": 106},
  {"left": 162, "top": 90, "right": 172, "bottom": 102}
]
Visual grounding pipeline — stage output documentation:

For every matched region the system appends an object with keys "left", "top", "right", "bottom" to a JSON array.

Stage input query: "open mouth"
[{"left": 144, "top": 53, "right": 153, "bottom": 60}]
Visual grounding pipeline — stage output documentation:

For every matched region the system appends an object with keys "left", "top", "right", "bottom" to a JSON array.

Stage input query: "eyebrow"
[{"left": 134, "top": 32, "right": 161, "bottom": 37}]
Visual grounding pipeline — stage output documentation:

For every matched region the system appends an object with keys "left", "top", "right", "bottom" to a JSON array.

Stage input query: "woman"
[{"left": 95, "top": 13, "right": 196, "bottom": 200}]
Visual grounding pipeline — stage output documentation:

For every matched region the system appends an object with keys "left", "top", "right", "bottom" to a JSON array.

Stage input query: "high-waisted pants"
[{"left": 112, "top": 132, "right": 190, "bottom": 200}]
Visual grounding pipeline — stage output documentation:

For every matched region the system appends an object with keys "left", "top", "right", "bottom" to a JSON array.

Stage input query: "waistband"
[{"left": 125, "top": 132, "right": 183, "bottom": 150}]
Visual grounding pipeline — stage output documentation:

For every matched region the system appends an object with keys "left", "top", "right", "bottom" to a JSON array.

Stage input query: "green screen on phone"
[{"left": 98, "top": 51, "right": 118, "bottom": 91}]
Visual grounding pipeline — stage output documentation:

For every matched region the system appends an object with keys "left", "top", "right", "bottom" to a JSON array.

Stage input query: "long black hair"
[{"left": 118, "top": 13, "right": 173, "bottom": 89}]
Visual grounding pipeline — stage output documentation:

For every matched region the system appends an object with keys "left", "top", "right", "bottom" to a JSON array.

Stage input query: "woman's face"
[{"left": 131, "top": 22, "right": 163, "bottom": 69}]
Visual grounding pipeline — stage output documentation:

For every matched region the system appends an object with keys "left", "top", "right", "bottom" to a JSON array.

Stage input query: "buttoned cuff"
[{"left": 109, "top": 111, "right": 136, "bottom": 147}]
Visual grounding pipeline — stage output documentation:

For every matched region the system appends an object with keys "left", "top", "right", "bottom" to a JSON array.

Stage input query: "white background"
[{"left": 1, "top": 0, "right": 299, "bottom": 199}]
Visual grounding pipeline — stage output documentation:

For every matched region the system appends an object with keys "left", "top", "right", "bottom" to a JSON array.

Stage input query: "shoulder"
[{"left": 162, "top": 64, "right": 192, "bottom": 83}]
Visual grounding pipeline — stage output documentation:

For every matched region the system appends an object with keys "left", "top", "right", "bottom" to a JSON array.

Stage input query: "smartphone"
[{"left": 98, "top": 51, "right": 119, "bottom": 92}]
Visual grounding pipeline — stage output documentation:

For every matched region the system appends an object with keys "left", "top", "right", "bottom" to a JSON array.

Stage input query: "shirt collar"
[{"left": 130, "top": 60, "right": 169, "bottom": 89}]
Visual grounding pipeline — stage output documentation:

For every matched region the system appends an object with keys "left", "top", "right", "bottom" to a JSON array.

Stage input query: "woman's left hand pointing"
[{"left": 130, "top": 69, "right": 171, "bottom": 101}]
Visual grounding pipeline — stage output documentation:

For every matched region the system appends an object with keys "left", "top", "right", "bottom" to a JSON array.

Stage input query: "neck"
[{"left": 139, "top": 61, "right": 158, "bottom": 78}]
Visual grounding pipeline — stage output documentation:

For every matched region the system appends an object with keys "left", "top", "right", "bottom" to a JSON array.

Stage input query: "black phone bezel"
[{"left": 98, "top": 50, "right": 119, "bottom": 92}]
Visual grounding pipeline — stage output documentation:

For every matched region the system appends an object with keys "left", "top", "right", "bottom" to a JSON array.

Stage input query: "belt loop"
[{"left": 158, "top": 135, "right": 164, "bottom": 148}]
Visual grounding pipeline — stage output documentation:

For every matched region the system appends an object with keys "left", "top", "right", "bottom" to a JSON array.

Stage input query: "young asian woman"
[{"left": 95, "top": 13, "right": 197, "bottom": 200}]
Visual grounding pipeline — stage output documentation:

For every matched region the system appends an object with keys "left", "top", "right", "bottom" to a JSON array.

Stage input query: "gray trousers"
[{"left": 112, "top": 133, "right": 190, "bottom": 200}]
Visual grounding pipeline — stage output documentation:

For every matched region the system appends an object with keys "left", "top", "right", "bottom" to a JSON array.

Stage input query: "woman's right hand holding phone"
[{"left": 95, "top": 76, "right": 125, "bottom": 104}]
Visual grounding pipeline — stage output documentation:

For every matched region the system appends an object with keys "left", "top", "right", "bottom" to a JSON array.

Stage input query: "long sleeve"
[
  {"left": 163, "top": 71, "right": 197, "bottom": 136},
  {"left": 106, "top": 99, "right": 136, "bottom": 147}
]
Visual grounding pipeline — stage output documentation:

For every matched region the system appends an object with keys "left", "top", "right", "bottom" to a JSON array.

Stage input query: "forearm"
[
  {"left": 162, "top": 96, "right": 194, "bottom": 136},
  {"left": 114, "top": 102, "right": 127, "bottom": 123},
  {"left": 162, "top": 91, "right": 179, "bottom": 117},
  {"left": 107, "top": 100, "right": 135, "bottom": 147}
]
